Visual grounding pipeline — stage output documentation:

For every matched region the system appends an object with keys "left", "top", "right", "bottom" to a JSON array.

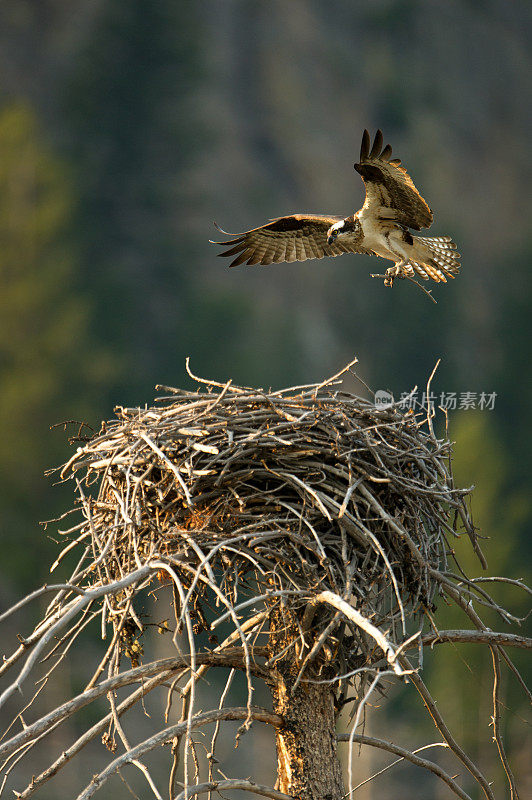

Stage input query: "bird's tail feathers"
[{"left": 409, "top": 235, "right": 461, "bottom": 282}]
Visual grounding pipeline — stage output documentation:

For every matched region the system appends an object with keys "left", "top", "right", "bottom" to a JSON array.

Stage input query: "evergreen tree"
[
  {"left": 0, "top": 103, "right": 110, "bottom": 585},
  {"left": 65, "top": 0, "right": 204, "bottom": 404}
]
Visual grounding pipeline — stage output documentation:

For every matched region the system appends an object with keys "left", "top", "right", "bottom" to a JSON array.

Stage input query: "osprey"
[{"left": 212, "top": 130, "right": 460, "bottom": 287}]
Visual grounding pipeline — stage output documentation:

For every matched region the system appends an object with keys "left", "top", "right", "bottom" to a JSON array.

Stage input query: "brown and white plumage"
[
  {"left": 355, "top": 127, "right": 433, "bottom": 231},
  {"left": 212, "top": 214, "right": 372, "bottom": 267},
  {"left": 212, "top": 130, "right": 461, "bottom": 287}
]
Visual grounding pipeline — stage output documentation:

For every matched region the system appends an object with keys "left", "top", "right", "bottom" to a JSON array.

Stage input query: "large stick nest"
[{"left": 59, "top": 363, "right": 476, "bottom": 680}]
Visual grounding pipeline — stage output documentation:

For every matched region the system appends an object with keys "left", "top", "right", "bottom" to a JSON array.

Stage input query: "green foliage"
[{"left": 0, "top": 104, "right": 112, "bottom": 584}]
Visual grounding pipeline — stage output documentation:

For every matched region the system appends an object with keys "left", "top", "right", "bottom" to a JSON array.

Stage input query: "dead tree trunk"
[
  {"left": 272, "top": 676, "right": 344, "bottom": 800},
  {"left": 268, "top": 605, "right": 345, "bottom": 799}
]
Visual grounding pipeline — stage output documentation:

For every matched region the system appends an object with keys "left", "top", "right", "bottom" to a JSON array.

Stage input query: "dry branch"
[
  {"left": 76, "top": 707, "right": 281, "bottom": 800},
  {"left": 173, "top": 780, "right": 292, "bottom": 800},
  {"left": 337, "top": 734, "right": 472, "bottom": 800}
]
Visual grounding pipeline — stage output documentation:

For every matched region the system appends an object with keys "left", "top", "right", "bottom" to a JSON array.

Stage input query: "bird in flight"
[{"left": 212, "top": 130, "right": 460, "bottom": 288}]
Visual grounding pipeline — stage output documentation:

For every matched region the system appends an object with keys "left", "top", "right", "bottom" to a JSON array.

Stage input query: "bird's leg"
[{"left": 384, "top": 260, "right": 407, "bottom": 288}]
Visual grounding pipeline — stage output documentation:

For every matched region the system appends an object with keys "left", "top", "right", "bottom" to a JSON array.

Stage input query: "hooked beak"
[{"left": 327, "top": 232, "right": 337, "bottom": 245}]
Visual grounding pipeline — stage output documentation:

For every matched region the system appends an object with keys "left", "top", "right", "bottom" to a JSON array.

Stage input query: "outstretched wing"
[
  {"left": 355, "top": 129, "right": 433, "bottom": 230},
  {"left": 212, "top": 214, "right": 371, "bottom": 267}
]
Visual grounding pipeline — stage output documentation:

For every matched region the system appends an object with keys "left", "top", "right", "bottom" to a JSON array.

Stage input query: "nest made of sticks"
[{"left": 56, "top": 362, "right": 476, "bottom": 681}]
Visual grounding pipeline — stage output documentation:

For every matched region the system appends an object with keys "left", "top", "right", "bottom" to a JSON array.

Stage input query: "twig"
[
  {"left": 311, "top": 591, "right": 414, "bottom": 676},
  {"left": 399, "top": 655, "right": 496, "bottom": 800},
  {"left": 370, "top": 272, "right": 437, "bottom": 303},
  {"left": 0, "top": 650, "right": 261, "bottom": 762},
  {"left": 338, "top": 735, "right": 471, "bottom": 800},
  {"left": 420, "top": 629, "right": 532, "bottom": 650},
  {"left": 0, "top": 566, "right": 153, "bottom": 711},
  {"left": 173, "top": 779, "right": 293, "bottom": 800},
  {"left": 76, "top": 708, "right": 282, "bottom": 800},
  {"left": 347, "top": 673, "right": 383, "bottom": 796},
  {"left": 137, "top": 431, "right": 193, "bottom": 507},
  {"left": 0, "top": 584, "right": 87, "bottom": 625},
  {"left": 489, "top": 646, "right": 519, "bottom": 799}
]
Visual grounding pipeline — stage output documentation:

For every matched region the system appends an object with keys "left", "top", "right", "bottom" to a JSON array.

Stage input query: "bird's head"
[{"left": 326, "top": 220, "right": 346, "bottom": 245}]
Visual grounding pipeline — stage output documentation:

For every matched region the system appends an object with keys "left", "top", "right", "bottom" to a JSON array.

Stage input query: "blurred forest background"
[{"left": 0, "top": 0, "right": 530, "bottom": 797}]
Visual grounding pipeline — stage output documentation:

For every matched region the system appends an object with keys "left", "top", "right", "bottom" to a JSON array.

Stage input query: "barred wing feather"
[
  {"left": 212, "top": 214, "right": 372, "bottom": 267},
  {"left": 355, "top": 129, "right": 433, "bottom": 231}
]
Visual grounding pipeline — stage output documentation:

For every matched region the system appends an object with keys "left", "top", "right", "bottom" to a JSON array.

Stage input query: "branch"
[
  {"left": 311, "top": 590, "right": 413, "bottom": 676},
  {"left": 76, "top": 707, "right": 282, "bottom": 800},
  {"left": 420, "top": 630, "right": 532, "bottom": 650},
  {"left": 357, "top": 483, "right": 426, "bottom": 568},
  {"left": 13, "top": 641, "right": 264, "bottom": 798},
  {"left": 399, "top": 655, "right": 495, "bottom": 800},
  {"left": 0, "top": 565, "right": 153, "bottom": 710},
  {"left": 16, "top": 670, "right": 173, "bottom": 798},
  {"left": 467, "top": 576, "right": 532, "bottom": 594},
  {"left": 0, "top": 584, "right": 86, "bottom": 625},
  {"left": 173, "top": 779, "right": 293, "bottom": 800},
  {"left": 337, "top": 734, "right": 471, "bottom": 800},
  {"left": 489, "top": 647, "right": 519, "bottom": 800},
  {"left": 431, "top": 572, "right": 532, "bottom": 706},
  {"left": 0, "top": 649, "right": 264, "bottom": 762},
  {"left": 138, "top": 431, "right": 193, "bottom": 507}
]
